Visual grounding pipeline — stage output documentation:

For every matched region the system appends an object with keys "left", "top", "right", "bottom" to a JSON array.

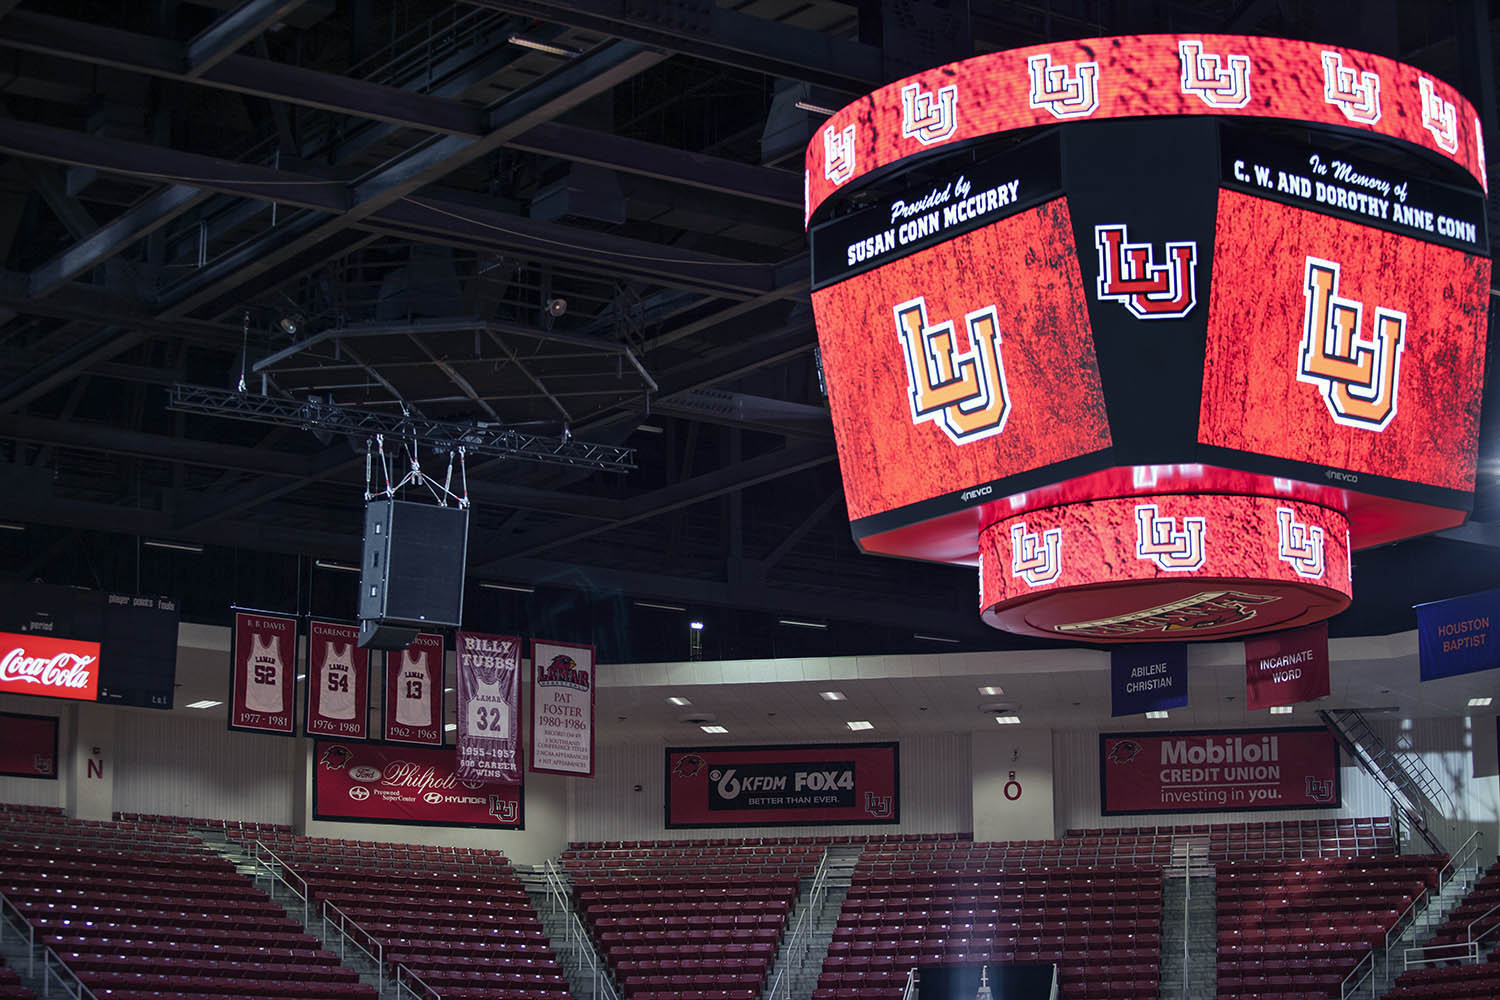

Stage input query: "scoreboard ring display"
[{"left": 807, "top": 35, "right": 1490, "bottom": 642}]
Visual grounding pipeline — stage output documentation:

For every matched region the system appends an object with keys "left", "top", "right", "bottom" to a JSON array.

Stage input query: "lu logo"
[
  {"left": 864, "top": 792, "right": 893, "bottom": 818},
  {"left": 1010, "top": 521, "right": 1062, "bottom": 587},
  {"left": 1298, "top": 257, "right": 1406, "bottom": 432},
  {"left": 901, "top": 82, "right": 958, "bottom": 144},
  {"left": 1321, "top": 50, "right": 1380, "bottom": 125},
  {"left": 1027, "top": 53, "right": 1099, "bottom": 119},
  {"left": 1094, "top": 225, "right": 1197, "bottom": 319},
  {"left": 894, "top": 297, "right": 1011, "bottom": 445},
  {"left": 823, "top": 124, "right": 856, "bottom": 185},
  {"left": 1135, "top": 503, "right": 1206, "bottom": 572},
  {"left": 1179, "top": 40, "right": 1251, "bottom": 108},
  {"left": 1276, "top": 507, "right": 1326, "bottom": 580},
  {"left": 1418, "top": 76, "right": 1459, "bottom": 153}
]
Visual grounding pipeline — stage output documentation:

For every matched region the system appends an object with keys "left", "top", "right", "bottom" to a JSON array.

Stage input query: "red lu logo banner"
[
  {"left": 313, "top": 739, "right": 522, "bottom": 829},
  {"left": 1244, "top": 622, "right": 1331, "bottom": 710},
  {"left": 229, "top": 611, "right": 297, "bottom": 735},
  {"left": 0, "top": 710, "right": 59, "bottom": 779},
  {"left": 455, "top": 631, "right": 521, "bottom": 783},
  {"left": 305, "top": 621, "right": 370, "bottom": 740},
  {"left": 384, "top": 632, "right": 444, "bottom": 746},
  {"left": 530, "top": 639, "right": 595, "bottom": 778},
  {"left": 0, "top": 631, "right": 100, "bottom": 702}
]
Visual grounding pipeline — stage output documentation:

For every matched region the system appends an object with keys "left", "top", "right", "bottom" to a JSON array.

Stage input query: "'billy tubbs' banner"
[
  {"left": 305, "top": 621, "right": 370, "bottom": 740},
  {"left": 666, "top": 742, "right": 899, "bottom": 828},
  {"left": 313, "top": 739, "right": 522, "bottom": 829},
  {"left": 1244, "top": 622, "right": 1330, "bottom": 709},
  {"left": 384, "top": 631, "right": 444, "bottom": 746},
  {"left": 1100, "top": 727, "right": 1340, "bottom": 815},
  {"left": 530, "top": 639, "right": 595, "bottom": 777},
  {"left": 229, "top": 611, "right": 297, "bottom": 735},
  {"left": 0, "top": 710, "right": 58, "bottom": 779},
  {"left": 455, "top": 631, "right": 520, "bottom": 782}
]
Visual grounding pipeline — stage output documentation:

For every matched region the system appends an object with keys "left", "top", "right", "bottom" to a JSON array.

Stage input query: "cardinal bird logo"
[
  {"left": 1107, "top": 740, "right": 1143, "bottom": 765},
  {"left": 319, "top": 745, "right": 353, "bottom": 770},
  {"left": 672, "top": 754, "right": 707, "bottom": 779}
]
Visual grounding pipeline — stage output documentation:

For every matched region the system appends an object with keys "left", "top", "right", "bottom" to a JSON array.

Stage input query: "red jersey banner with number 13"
[
  {"left": 229, "top": 611, "right": 296, "bottom": 735},
  {"left": 455, "top": 631, "right": 521, "bottom": 782},
  {"left": 305, "top": 621, "right": 370, "bottom": 740},
  {"left": 384, "top": 632, "right": 443, "bottom": 746}
]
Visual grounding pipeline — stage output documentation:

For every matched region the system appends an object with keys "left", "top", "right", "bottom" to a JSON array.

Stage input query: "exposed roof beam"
[
  {"left": 0, "top": 328, "right": 146, "bottom": 414},
  {"left": 29, "top": 185, "right": 210, "bottom": 298},
  {"left": 186, "top": 0, "right": 310, "bottom": 76}
]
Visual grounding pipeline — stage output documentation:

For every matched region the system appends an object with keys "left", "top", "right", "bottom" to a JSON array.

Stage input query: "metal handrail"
[
  {"left": 252, "top": 838, "right": 310, "bottom": 925},
  {"left": 41, "top": 946, "right": 100, "bottom": 1000},
  {"left": 766, "top": 848, "right": 832, "bottom": 1000},
  {"left": 1437, "top": 831, "right": 1483, "bottom": 891},
  {"left": 901, "top": 967, "right": 918, "bottom": 1000},
  {"left": 541, "top": 859, "right": 620, "bottom": 1000},
  {"left": 1340, "top": 948, "right": 1375, "bottom": 999},
  {"left": 1403, "top": 938, "right": 1479, "bottom": 970},
  {"left": 323, "top": 899, "right": 386, "bottom": 991},
  {"left": 1181, "top": 841, "right": 1192, "bottom": 1000},
  {"left": 1467, "top": 902, "right": 1500, "bottom": 944},
  {"left": 0, "top": 886, "right": 36, "bottom": 977},
  {"left": 1049, "top": 962, "right": 1060, "bottom": 1000},
  {"left": 394, "top": 962, "right": 443, "bottom": 999}
]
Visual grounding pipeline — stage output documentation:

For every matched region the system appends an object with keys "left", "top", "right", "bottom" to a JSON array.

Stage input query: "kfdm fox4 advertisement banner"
[
  {"left": 1100, "top": 727, "right": 1339, "bottom": 815},
  {"left": 384, "top": 631, "right": 444, "bottom": 746},
  {"left": 530, "top": 639, "right": 594, "bottom": 777},
  {"left": 665, "top": 742, "right": 899, "bottom": 828},
  {"left": 305, "top": 621, "right": 370, "bottom": 740},
  {"left": 313, "top": 740, "right": 522, "bottom": 830},
  {"left": 0, "top": 710, "right": 58, "bottom": 779},
  {"left": 1415, "top": 589, "right": 1500, "bottom": 681},
  {"left": 1244, "top": 622, "right": 1330, "bottom": 709},
  {"left": 455, "top": 631, "right": 520, "bottom": 783},
  {"left": 229, "top": 611, "right": 297, "bottom": 735}
]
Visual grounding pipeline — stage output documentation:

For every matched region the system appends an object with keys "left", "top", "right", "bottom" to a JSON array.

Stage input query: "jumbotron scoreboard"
[{"left": 807, "top": 35, "right": 1490, "bottom": 642}]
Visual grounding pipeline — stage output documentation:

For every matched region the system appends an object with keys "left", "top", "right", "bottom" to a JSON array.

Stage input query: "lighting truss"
[{"left": 167, "top": 384, "right": 636, "bottom": 473}]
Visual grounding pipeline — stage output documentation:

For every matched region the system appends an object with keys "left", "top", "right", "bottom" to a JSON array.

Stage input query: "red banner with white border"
[
  {"left": 1244, "top": 622, "right": 1331, "bottom": 710},
  {"left": 0, "top": 710, "right": 58, "bottom": 779},
  {"left": 384, "top": 632, "right": 444, "bottom": 746},
  {"left": 529, "top": 639, "right": 594, "bottom": 777},
  {"left": 305, "top": 621, "right": 370, "bottom": 740},
  {"left": 0, "top": 631, "right": 100, "bottom": 703},
  {"left": 666, "top": 742, "right": 899, "bottom": 828},
  {"left": 1100, "top": 727, "right": 1340, "bottom": 815},
  {"left": 229, "top": 611, "right": 297, "bottom": 735},
  {"left": 455, "top": 631, "right": 521, "bottom": 782},
  {"left": 313, "top": 739, "right": 522, "bottom": 829}
]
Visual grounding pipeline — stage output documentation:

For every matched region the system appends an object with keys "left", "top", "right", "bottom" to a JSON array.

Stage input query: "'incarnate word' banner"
[
  {"left": 229, "top": 611, "right": 297, "bottom": 735},
  {"left": 313, "top": 739, "right": 522, "bottom": 829},
  {"left": 530, "top": 639, "right": 595, "bottom": 777},
  {"left": 455, "top": 631, "right": 520, "bottom": 782},
  {"left": 1111, "top": 644, "right": 1188, "bottom": 717},
  {"left": 1100, "top": 727, "right": 1339, "bottom": 815},
  {"left": 666, "top": 742, "right": 899, "bottom": 828},
  {"left": 1416, "top": 589, "right": 1500, "bottom": 681},
  {"left": 305, "top": 621, "right": 370, "bottom": 740},
  {"left": 1244, "top": 622, "right": 1330, "bottom": 709}
]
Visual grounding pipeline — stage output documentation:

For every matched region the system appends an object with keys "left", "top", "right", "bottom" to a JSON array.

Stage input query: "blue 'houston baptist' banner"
[
  {"left": 1415, "top": 589, "right": 1500, "bottom": 682},
  {"left": 1111, "top": 644, "right": 1188, "bottom": 717}
]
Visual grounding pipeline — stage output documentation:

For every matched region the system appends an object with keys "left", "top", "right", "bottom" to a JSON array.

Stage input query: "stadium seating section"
[
  {"left": 1383, "top": 860, "right": 1500, "bottom": 1000},
  {"left": 0, "top": 958, "right": 34, "bottom": 1000},
  {"left": 1064, "top": 816, "right": 1396, "bottom": 863}
]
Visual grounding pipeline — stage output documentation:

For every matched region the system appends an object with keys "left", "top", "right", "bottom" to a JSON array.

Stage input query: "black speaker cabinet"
[{"left": 357, "top": 499, "right": 469, "bottom": 631}]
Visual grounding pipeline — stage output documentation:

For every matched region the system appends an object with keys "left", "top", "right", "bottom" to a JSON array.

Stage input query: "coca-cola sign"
[
  {"left": 0, "top": 631, "right": 100, "bottom": 701},
  {"left": 313, "top": 739, "right": 523, "bottom": 829}
]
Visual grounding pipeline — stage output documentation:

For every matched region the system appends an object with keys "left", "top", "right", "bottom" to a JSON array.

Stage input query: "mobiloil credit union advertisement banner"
[
  {"left": 313, "top": 740, "right": 522, "bottom": 829},
  {"left": 665, "top": 741, "right": 899, "bottom": 828},
  {"left": 1099, "top": 727, "right": 1339, "bottom": 815}
]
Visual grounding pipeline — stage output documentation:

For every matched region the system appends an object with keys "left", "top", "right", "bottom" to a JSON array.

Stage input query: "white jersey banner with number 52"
[
  {"left": 529, "top": 638, "right": 595, "bottom": 777},
  {"left": 455, "top": 631, "right": 521, "bottom": 782},
  {"left": 228, "top": 610, "right": 297, "bottom": 736}
]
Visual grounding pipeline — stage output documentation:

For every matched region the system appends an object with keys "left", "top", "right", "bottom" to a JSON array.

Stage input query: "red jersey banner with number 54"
[
  {"left": 229, "top": 611, "right": 297, "bottom": 735},
  {"left": 305, "top": 620, "right": 370, "bottom": 740},
  {"left": 384, "top": 632, "right": 444, "bottom": 746},
  {"left": 455, "top": 631, "right": 521, "bottom": 782}
]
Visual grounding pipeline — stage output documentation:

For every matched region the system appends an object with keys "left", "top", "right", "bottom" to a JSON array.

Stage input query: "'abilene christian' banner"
[
  {"left": 313, "top": 740, "right": 522, "bottom": 829},
  {"left": 1100, "top": 727, "right": 1339, "bottom": 815},
  {"left": 1111, "top": 644, "right": 1188, "bottom": 717},
  {"left": 1244, "top": 622, "right": 1330, "bottom": 709},
  {"left": 1416, "top": 589, "right": 1500, "bottom": 681},
  {"left": 530, "top": 639, "right": 595, "bottom": 777},
  {"left": 229, "top": 611, "right": 297, "bottom": 735},
  {"left": 455, "top": 631, "right": 520, "bottom": 782},
  {"left": 666, "top": 741, "right": 899, "bottom": 828},
  {"left": 305, "top": 621, "right": 370, "bottom": 740}
]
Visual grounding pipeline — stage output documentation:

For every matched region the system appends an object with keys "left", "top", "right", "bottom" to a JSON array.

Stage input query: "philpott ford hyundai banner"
[
  {"left": 313, "top": 740, "right": 522, "bottom": 829},
  {"left": 665, "top": 742, "right": 899, "bottom": 828}
]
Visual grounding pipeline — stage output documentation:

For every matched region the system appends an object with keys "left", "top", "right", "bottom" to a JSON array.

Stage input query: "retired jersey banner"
[
  {"left": 1416, "top": 589, "right": 1500, "bottom": 681},
  {"left": 0, "top": 710, "right": 58, "bottom": 779},
  {"left": 1111, "top": 644, "right": 1188, "bottom": 717},
  {"left": 312, "top": 740, "right": 522, "bottom": 829},
  {"left": 666, "top": 741, "right": 899, "bottom": 828},
  {"left": 1245, "top": 622, "right": 1330, "bottom": 709},
  {"left": 455, "top": 631, "right": 520, "bottom": 782},
  {"left": 305, "top": 621, "right": 370, "bottom": 740},
  {"left": 530, "top": 639, "right": 595, "bottom": 777},
  {"left": 1100, "top": 727, "right": 1339, "bottom": 815},
  {"left": 384, "top": 632, "right": 444, "bottom": 746},
  {"left": 229, "top": 611, "right": 297, "bottom": 735}
]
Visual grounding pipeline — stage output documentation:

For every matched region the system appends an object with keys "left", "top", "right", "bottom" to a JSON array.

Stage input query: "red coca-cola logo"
[{"left": 0, "top": 632, "right": 101, "bottom": 701}]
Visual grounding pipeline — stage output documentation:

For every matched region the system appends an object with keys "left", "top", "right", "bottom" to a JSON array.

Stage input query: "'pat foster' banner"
[
  {"left": 305, "top": 621, "right": 370, "bottom": 740},
  {"left": 455, "top": 631, "right": 520, "bottom": 782},
  {"left": 229, "top": 611, "right": 296, "bottom": 735},
  {"left": 530, "top": 639, "right": 595, "bottom": 777},
  {"left": 0, "top": 631, "right": 100, "bottom": 702},
  {"left": 1416, "top": 589, "right": 1500, "bottom": 681},
  {"left": 384, "top": 632, "right": 444, "bottom": 746},
  {"left": 313, "top": 740, "right": 522, "bottom": 829},
  {"left": 1111, "top": 644, "right": 1188, "bottom": 717},
  {"left": 0, "top": 711, "right": 58, "bottom": 779},
  {"left": 1244, "top": 622, "right": 1330, "bottom": 709},
  {"left": 1100, "top": 727, "right": 1339, "bottom": 815},
  {"left": 666, "top": 742, "right": 899, "bottom": 828}
]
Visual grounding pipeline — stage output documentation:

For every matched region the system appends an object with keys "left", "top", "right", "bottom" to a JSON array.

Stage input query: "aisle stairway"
[{"left": 763, "top": 845, "right": 862, "bottom": 1000}]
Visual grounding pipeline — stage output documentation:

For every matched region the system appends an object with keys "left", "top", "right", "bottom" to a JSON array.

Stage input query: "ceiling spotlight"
[
  {"left": 993, "top": 714, "right": 1021, "bottom": 725},
  {"left": 1468, "top": 696, "right": 1493, "bottom": 708},
  {"left": 819, "top": 691, "right": 847, "bottom": 702},
  {"left": 546, "top": 297, "right": 568, "bottom": 318},
  {"left": 296, "top": 673, "right": 307, "bottom": 682},
  {"left": 689, "top": 621, "right": 705, "bottom": 631},
  {"left": 278, "top": 312, "right": 305, "bottom": 337},
  {"left": 1146, "top": 710, "right": 1170, "bottom": 720},
  {"left": 1269, "top": 705, "right": 1294, "bottom": 715},
  {"left": 667, "top": 696, "right": 692, "bottom": 707}
]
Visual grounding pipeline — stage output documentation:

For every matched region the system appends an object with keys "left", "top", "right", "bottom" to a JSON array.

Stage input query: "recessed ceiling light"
[
  {"left": 480, "top": 581, "right": 534, "bottom": 593},
  {"left": 185, "top": 700, "right": 222, "bottom": 710},
  {"left": 1468, "top": 696, "right": 1493, "bottom": 707},
  {"left": 296, "top": 674, "right": 307, "bottom": 682},
  {"left": 314, "top": 560, "right": 358, "bottom": 573},
  {"left": 700, "top": 725, "right": 728, "bottom": 734},
  {"left": 994, "top": 714, "right": 1021, "bottom": 725},
  {"left": 1146, "top": 710, "right": 1170, "bottom": 720},
  {"left": 913, "top": 633, "right": 959, "bottom": 643},
  {"left": 1269, "top": 705, "right": 1294, "bottom": 715},
  {"left": 635, "top": 600, "right": 686, "bottom": 611},
  {"left": 444, "top": 723, "right": 457, "bottom": 732},
  {"left": 667, "top": 696, "right": 692, "bottom": 706},
  {"left": 143, "top": 539, "right": 203, "bottom": 553},
  {"left": 819, "top": 691, "right": 847, "bottom": 701},
  {"left": 978, "top": 686, "right": 1005, "bottom": 697},
  {"left": 779, "top": 619, "right": 828, "bottom": 629},
  {"left": 443, "top": 687, "right": 455, "bottom": 694},
  {"left": 689, "top": 621, "right": 705, "bottom": 631},
  {"left": 846, "top": 720, "right": 874, "bottom": 731},
  {"left": 0, "top": 522, "right": 24, "bottom": 532}
]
